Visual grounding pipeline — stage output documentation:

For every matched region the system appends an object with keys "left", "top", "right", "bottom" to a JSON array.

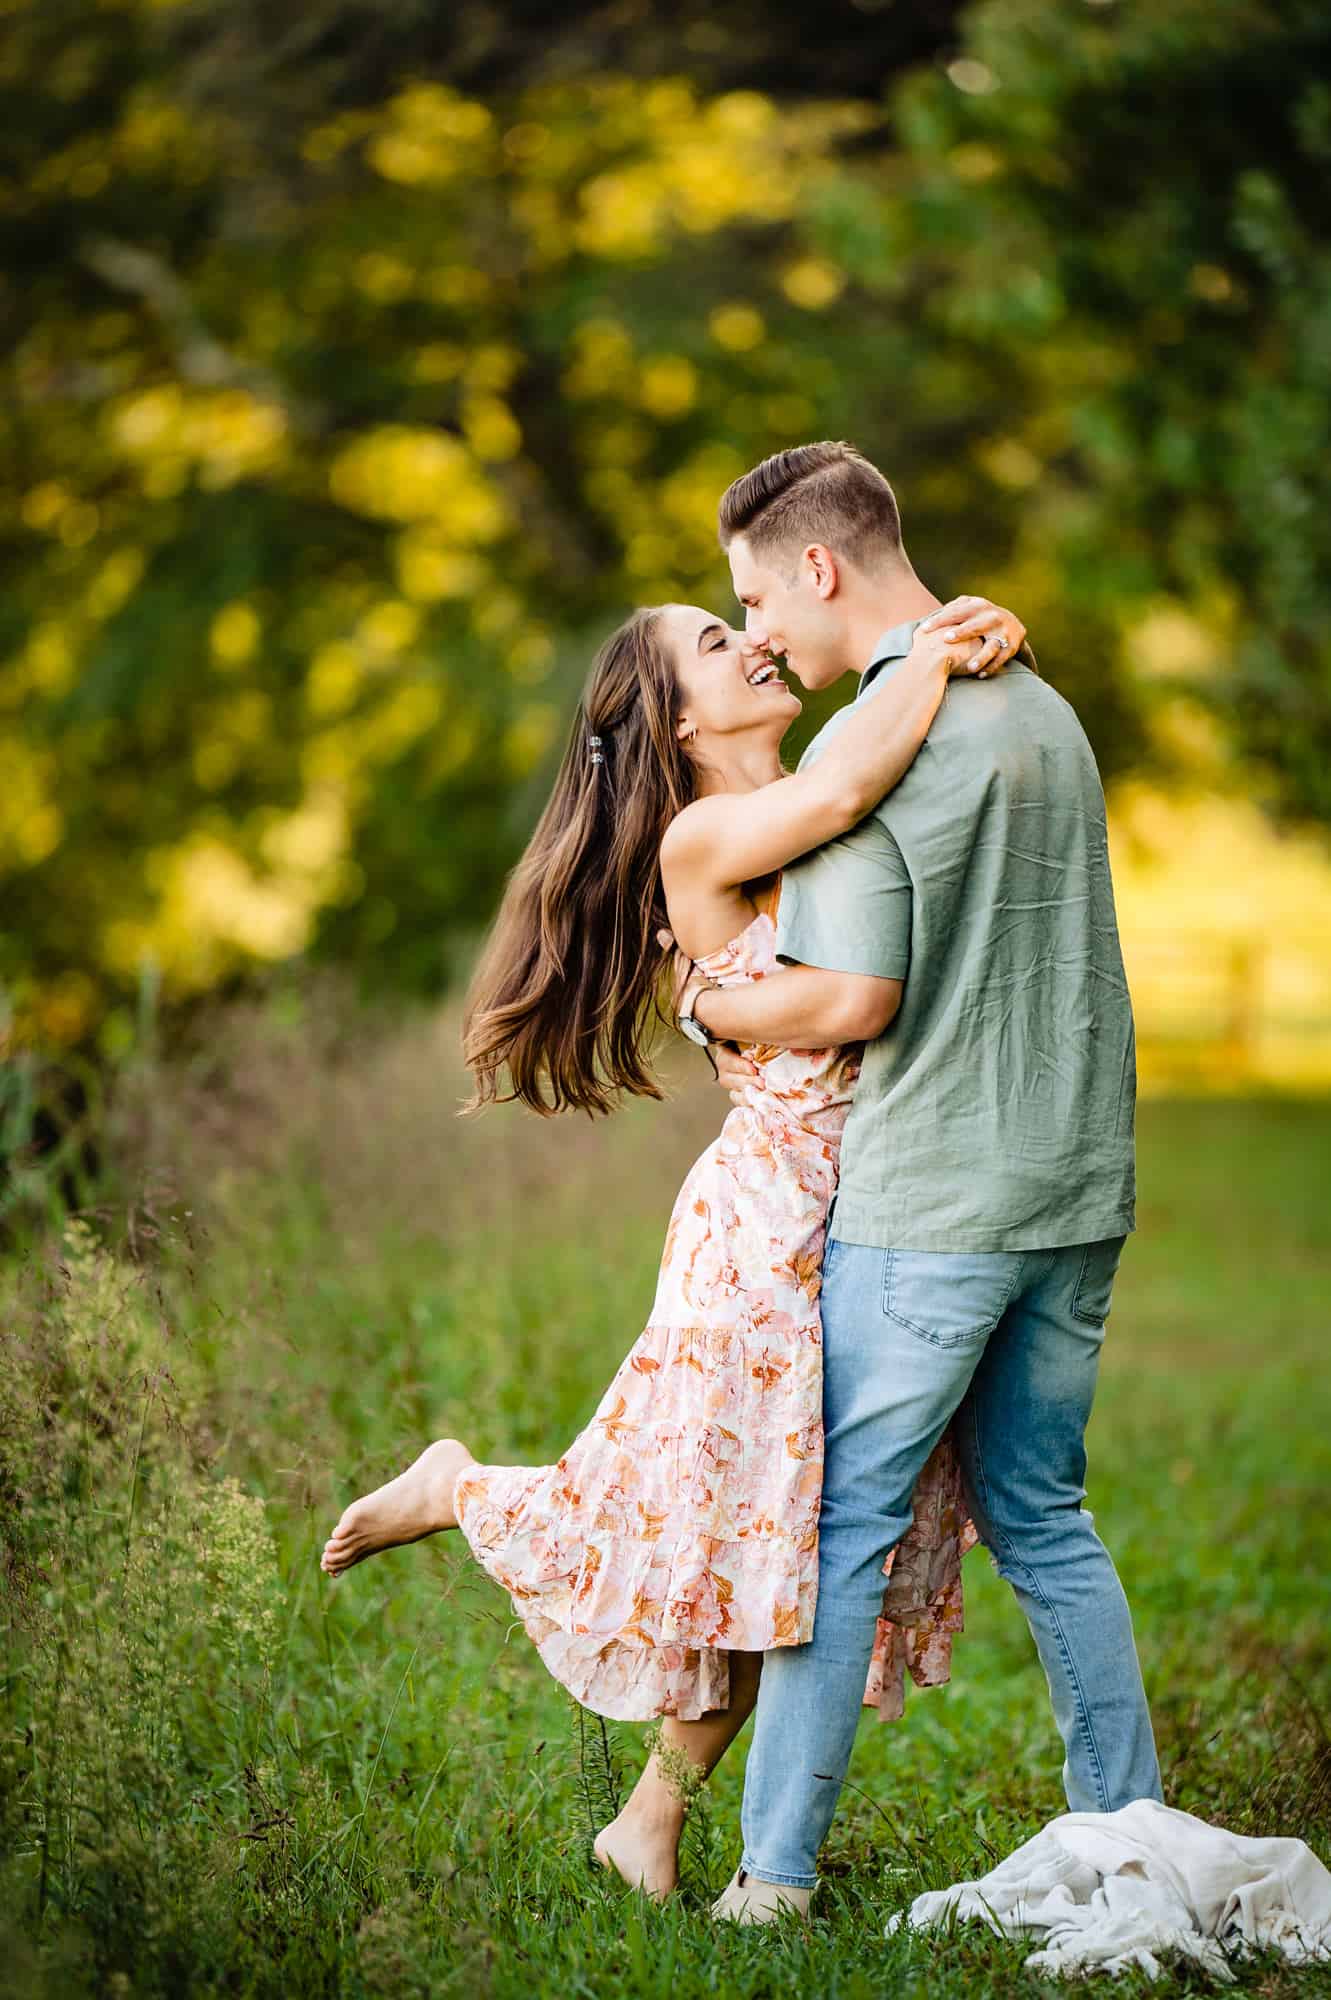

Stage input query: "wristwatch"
[{"left": 678, "top": 975, "right": 722, "bottom": 1047}]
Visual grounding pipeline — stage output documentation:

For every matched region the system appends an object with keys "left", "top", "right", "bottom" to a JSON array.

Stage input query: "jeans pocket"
[
  {"left": 1071, "top": 1236, "right": 1125, "bottom": 1327},
  {"left": 882, "top": 1248, "right": 1023, "bottom": 1348}
]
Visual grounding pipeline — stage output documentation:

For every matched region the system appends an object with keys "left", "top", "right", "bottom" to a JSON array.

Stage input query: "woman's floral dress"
[{"left": 454, "top": 905, "right": 977, "bottom": 1722}]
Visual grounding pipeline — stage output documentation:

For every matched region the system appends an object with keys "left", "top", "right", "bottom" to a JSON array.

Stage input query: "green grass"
[{"left": 2, "top": 1007, "right": 1329, "bottom": 1998}]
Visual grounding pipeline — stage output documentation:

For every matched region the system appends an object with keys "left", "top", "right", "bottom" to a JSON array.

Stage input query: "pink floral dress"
[{"left": 454, "top": 905, "right": 977, "bottom": 1722}]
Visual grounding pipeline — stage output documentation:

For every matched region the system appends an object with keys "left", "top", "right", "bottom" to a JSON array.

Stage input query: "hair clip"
[{"left": 588, "top": 733, "right": 604, "bottom": 765}]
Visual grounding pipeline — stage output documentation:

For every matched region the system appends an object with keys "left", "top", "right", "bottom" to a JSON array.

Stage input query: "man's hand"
[
  {"left": 658, "top": 925, "right": 758, "bottom": 1099},
  {"left": 712, "top": 1042, "right": 759, "bottom": 1103},
  {"left": 918, "top": 595, "right": 1026, "bottom": 676}
]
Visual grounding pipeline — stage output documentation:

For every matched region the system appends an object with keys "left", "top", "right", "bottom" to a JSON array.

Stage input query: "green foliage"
[
  {"left": 3, "top": 0, "right": 1329, "bottom": 1057},
  {"left": 1, "top": 1052, "right": 1328, "bottom": 1996},
  {"left": 871, "top": 0, "right": 1331, "bottom": 818}
]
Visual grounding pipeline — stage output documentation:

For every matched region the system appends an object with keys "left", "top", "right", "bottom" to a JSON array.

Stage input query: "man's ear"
[{"left": 804, "top": 543, "right": 840, "bottom": 600}]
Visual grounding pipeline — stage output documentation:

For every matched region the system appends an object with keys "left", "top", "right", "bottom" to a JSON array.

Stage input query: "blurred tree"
[
  {"left": 156, "top": 0, "right": 968, "bottom": 117},
  {"left": 2, "top": 0, "right": 1326, "bottom": 1066},
  {"left": 864, "top": 0, "right": 1331, "bottom": 821}
]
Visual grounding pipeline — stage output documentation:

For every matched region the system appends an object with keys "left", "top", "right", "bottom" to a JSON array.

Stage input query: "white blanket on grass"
[{"left": 886, "top": 1798, "right": 1331, "bottom": 1982}]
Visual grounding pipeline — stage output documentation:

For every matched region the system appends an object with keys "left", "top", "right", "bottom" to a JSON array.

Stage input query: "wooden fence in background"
[{"left": 1122, "top": 928, "right": 1331, "bottom": 1089}]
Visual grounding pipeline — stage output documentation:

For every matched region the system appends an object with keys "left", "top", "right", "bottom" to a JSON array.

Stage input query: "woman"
[{"left": 320, "top": 591, "right": 1025, "bottom": 1898}]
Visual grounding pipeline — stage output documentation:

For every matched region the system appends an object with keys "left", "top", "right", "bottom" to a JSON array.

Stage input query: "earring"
[{"left": 686, "top": 725, "right": 698, "bottom": 743}]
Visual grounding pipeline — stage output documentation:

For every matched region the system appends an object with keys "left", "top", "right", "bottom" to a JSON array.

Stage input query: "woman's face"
[{"left": 660, "top": 604, "right": 802, "bottom": 750}]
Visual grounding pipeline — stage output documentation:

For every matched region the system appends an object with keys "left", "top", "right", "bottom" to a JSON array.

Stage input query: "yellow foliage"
[
  {"left": 109, "top": 384, "right": 288, "bottom": 487},
  {"left": 394, "top": 535, "right": 487, "bottom": 604},
  {"left": 364, "top": 85, "right": 496, "bottom": 194},
  {"left": 87, "top": 548, "right": 146, "bottom": 619},
  {"left": 357, "top": 600, "right": 421, "bottom": 658},
  {"left": 193, "top": 739, "right": 240, "bottom": 791},
  {"left": 103, "top": 791, "right": 354, "bottom": 997},
  {"left": 470, "top": 589, "right": 523, "bottom": 638},
  {"left": 781, "top": 258, "right": 846, "bottom": 310},
  {"left": 258, "top": 788, "right": 349, "bottom": 876},
  {"left": 354, "top": 252, "right": 415, "bottom": 303},
  {"left": 387, "top": 82, "right": 492, "bottom": 143},
  {"left": 708, "top": 91, "right": 780, "bottom": 143},
  {"left": 976, "top": 438, "right": 1042, "bottom": 490},
  {"left": 210, "top": 601, "right": 261, "bottom": 668},
  {"left": 21, "top": 482, "right": 70, "bottom": 531},
  {"left": 949, "top": 142, "right": 1003, "bottom": 184},
  {"left": 115, "top": 86, "right": 204, "bottom": 171},
  {"left": 33, "top": 970, "right": 97, "bottom": 1047},
  {"left": 638, "top": 355, "right": 698, "bottom": 419},
  {"left": 106, "top": 838, "right": 316, "bottom": 987},
  {"left": 424, "top": 266, "right": 492, "bottom": 307},
  {"left": 575, "top": 165, "right": 669, "bottom": 258},
  {"left": 367, "top": 132, "right": 455, "bottom": 188},
  {"left": 709, "top": 304, "right": 766, "bottom": 353},
  {"left": 626, "top": 531, "right": 676, "bottom": 579},
  {"left": 465, "top": 345, "right": 523, "bottom": 393},
  {"left": 563, "top": 320, "right": 636, "bottom": 399},
  {"left": 507, "top": 628, "right": 555, "bottom": 684},
  {"left": 59, "top": 502, "right": 100, "bottom": 548},
  {"left": 1131, "top": 603, "right": 1224, "bottom": 680},
  {"left": 359, "top": 681, "right": 444, "bottom": 761},
  {"left": 20, "top": 623, "right": 77, "bottom": 697},
  {"left": 0, "top": 743, "right": 62, "bottom": 867},
  {"left": 305, "top": 642, "right": 363, "bottom": 718},
  {"left": 412, "top": 342, "right": 465, "bottom": 383},
  {"left": 328, "top": 427, "right": 506, "bottom": 537},
  {"left": 661, "top": 445, "right": 746, "bottom": 535},
  {"left": 463, "top": 394, "right": 523, "bottom": 462}
]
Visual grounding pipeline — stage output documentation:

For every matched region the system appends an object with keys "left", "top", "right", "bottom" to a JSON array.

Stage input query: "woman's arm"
[
  {"left": 659, "top": 622, "right": 997, "bottom": 897},
  {"left": 694, "top": 963, "right": 902, "bottom": 1048}
]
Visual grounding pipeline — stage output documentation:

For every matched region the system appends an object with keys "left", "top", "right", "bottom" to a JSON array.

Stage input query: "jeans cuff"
[{"left": 739, "top": 1852, "right": 818, "bottom": 1891}]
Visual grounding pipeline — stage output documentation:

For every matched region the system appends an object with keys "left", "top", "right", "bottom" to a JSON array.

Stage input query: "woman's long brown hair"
[{"left": 462, "top": 607, "right": 699, "bottom": 1116}]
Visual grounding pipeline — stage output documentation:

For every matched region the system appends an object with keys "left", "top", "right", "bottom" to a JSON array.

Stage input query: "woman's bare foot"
[
  {"left": 593, "top": 1800, "right": 685, "bottom": 1902},
  {"left": 320, "top": 1437, "right": 474, "bottom": 1577}
]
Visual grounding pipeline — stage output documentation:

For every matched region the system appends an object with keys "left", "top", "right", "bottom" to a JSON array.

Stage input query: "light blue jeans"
[{"left": 738, "top": 1236, "right": 1163, "bottom": 1889}]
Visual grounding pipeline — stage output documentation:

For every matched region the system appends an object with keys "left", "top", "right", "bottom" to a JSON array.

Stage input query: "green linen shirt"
[{"left": 775, "top": 620, "right": 1136, "bottom": 1252}]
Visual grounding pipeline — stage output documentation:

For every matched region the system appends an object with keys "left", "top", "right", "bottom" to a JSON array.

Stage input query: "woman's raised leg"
[
  {"left": 320, "top": 1437, "right": 475, "bottom": 1576},
  {"left": 594, "top": 1650, "right": 762, "bottom": 1899}
]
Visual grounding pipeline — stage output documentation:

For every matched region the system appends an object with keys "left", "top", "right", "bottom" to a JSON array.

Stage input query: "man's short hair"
[{"left": 717, "top": 441, "right": 903, "bottom": 574}]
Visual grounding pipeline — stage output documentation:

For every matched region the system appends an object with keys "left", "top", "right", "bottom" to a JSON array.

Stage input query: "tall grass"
[{"left": 1, "top": 987, "right": 1329, "bottom": 1997}]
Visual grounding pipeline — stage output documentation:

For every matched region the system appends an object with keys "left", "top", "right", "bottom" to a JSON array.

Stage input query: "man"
[{"left": 678, "top": 441, "right": 1162, "bottom": 1923}]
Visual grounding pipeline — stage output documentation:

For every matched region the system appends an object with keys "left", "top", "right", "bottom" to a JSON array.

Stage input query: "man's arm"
[{"left": 693, "top": 963, "right": 901, "bottom": 1049}]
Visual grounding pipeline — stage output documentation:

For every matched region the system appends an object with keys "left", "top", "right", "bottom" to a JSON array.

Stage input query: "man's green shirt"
[{"left": 775, "top": 620, "right": 1136, "bottom": 1252}]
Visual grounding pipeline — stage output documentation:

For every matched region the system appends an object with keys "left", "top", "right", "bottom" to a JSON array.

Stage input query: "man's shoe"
[{"left": 711, "top": 1866, "right": 812, "bottom": 1925}]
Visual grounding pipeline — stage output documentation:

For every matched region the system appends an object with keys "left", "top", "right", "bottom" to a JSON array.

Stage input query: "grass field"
[{"left": 2, "top": 1001, "right": 1329, "bottom": 1998}]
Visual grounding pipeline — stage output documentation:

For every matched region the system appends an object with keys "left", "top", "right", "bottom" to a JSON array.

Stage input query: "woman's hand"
[
  {"left": 905, "top": 620, "right": 979, "bottom": 683},
  {"left": 917, "top": 594, "right": 1026, "bottom": 677}
]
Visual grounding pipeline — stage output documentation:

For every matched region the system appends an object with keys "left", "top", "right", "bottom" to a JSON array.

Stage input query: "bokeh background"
[
  {"left": 5, "top": 0, "right": 1331, "bottom": 1102},
  {"left": 2, "top": 6, "right": 1329, "bottom": 1998}
]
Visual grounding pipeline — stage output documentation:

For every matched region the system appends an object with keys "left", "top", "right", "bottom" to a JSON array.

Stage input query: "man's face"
[{"left": 726, "top": 534, "right": 854, "bottom": 692}]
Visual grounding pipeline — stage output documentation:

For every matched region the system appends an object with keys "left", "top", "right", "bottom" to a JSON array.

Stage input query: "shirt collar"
[{"left": 856, "top": 618, "right": 925, "bottom": 700}]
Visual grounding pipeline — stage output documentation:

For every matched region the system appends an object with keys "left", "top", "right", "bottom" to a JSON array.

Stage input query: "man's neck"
[{"left": 843, "top": 564, "right": 942, "bottom": 677}]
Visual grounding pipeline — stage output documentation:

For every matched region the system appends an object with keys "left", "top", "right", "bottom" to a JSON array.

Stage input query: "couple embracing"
[{"left": 320, "top": 439, "right": 1163, "bottom": 1920}]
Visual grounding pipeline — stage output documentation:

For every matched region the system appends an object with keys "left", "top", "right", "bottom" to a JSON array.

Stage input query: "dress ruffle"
[{"left": 454, "top": 908, "right": 976, "bottom": 1723}]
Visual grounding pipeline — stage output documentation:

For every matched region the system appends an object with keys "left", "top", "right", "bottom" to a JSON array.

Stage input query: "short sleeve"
[{"left": 775, "top": 814, "right": 912, "bottom": 980}]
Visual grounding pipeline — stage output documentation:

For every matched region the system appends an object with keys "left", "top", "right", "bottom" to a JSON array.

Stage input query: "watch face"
[{"left": 679, "top": 1013, "right": 710, "bottom": 1047}]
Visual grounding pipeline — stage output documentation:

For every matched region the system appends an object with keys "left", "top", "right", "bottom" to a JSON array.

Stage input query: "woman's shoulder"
[{"left": 659, "top": 794, "right": 729, "bottom": 872}]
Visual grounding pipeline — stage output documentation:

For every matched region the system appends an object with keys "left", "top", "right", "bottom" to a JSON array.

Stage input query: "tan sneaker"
[{"left": 710, "top": 1866, "right": 812, "bottom": 1924}]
